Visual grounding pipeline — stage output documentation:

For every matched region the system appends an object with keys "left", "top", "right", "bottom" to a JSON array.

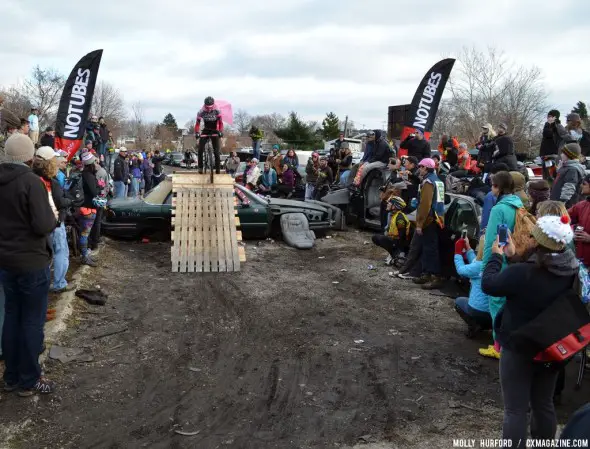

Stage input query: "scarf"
[{"left": 41, "top": 178, "right": 59, "bottom": 221}]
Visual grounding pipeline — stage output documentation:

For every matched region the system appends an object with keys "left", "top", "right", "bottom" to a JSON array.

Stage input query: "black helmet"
[{"left": 204, "top": 96, "right": 214, "bottom": 106}]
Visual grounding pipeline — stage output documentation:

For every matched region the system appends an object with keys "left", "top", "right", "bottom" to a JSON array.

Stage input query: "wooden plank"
[
  {"left": 227, "top": 191, "right": 241, "bottom": 271},
  {"left": 171, "top": 191, "right": 180, "bottom": 272},
  {"left": 180, "top": 189, "right": 191, "bottom": 273},
  {"left": 238, "top": 246, "right": 246, "bottom": 262},
  {"left": 174, "top": 190, "right": 185, "bottom": 272},
  {"left": 221, "top": 190, "right": 233, "bottom": 272},
  {"left": 235, "top": 217, "right": 241, "bottom": 227},
  {"left": 172, "top": 173, "right": 234, "bottom": 185},
  {"left": 209, "top": 189, "right": 219, "bottom": 272},
  {"left": 187, "top": 190, "right": 196, "bottom": 272},
  {"left": 202, "top": 189, "right": 211, "bottom": 272},
  {"left": 236, "top": 231, "right": 243, "bottom": 242},
  {"left": 195, "top": 188, "right": 203, "bottom": 272},
  {"left": 216, "top": 189, "right": 227, "bottom": 272}
]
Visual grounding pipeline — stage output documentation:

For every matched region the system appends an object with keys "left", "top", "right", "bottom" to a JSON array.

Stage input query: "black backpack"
[{"left": 64, "top": 173, "right": 84, "bottom": 207}]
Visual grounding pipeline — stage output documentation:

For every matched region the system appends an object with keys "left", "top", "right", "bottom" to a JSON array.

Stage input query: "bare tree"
[
  {"left": 233, "top": 109, "right": 252, "bottom": 135},
  {"left": 184, "top": 118, "right": 196, "bottom": 134},
  {"left": 92, "top": 81, "right": 126, "bottom": 127},
  {"left": 440, "top": 47, "right": 548, "bottom": 154},
  {"left": 0, "top": 87, "right": 31, "bottom": 120},
  {"left": 21, "top": 66, "right": 65, "bottom": 127},
  {"left": 251, "top": 113, "right": 286, "bottom": 142},
  {"left": 130, "top": 102, "right": 146, "bottom": 147}
]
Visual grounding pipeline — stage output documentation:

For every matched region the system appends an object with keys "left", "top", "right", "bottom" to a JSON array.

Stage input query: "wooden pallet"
[{"left": 171, "top": 173, "right": 245, "bottom": 272}]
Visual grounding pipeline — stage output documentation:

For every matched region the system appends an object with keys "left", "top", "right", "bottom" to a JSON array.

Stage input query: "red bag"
[{"left": 534, "top": 323, "right": 590, "bottom": 363}]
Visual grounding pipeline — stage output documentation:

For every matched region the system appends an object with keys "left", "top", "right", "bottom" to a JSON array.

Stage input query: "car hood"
[
  {"left": 107, "top": 198, "right": 146, "bottom": 210},
  {"left": 268, "top": 198, "right": 327, "bottom": 212}
]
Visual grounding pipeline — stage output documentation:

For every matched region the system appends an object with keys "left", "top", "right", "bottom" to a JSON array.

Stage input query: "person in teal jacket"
[
  {"left": 454, "top": 235, "right": 492, "bottom": 338},
  {"left": 480, "top": 171, "right": 522, "bottom": 359}
]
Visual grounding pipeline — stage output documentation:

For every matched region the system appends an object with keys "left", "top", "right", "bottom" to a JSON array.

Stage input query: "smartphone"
[
  {"left": 461, "top": 229, "right": 468, "bottom": 239},
  {"left": 497, "top": 224, "right": 509, "bottom": 247},
  {"left": 576, "top": 226, "right": 584, "bottom": 232}
]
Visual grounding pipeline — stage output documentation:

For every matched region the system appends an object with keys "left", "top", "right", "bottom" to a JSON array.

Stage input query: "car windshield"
[
  {"left": 145, "top": 179, "right": 172, "bottom": 205},
  {"left": 234, "top": 183, "right": 268, "bottom": 205}
]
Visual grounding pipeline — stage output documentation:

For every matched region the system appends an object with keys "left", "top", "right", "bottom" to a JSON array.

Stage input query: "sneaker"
[
  {"left": 478, "top": 345, "right": 500, "bottom": 359},
  {"left": 4, "top": 383, "right": 18, "bottom": 393},
  {"left": 81, "top": 256, "right": 98, "bottom": 267},
  {"left": 18, "top": 377, "right": 55, "bottom": 397},
  {"left": 385, "top": 255, "right": 393, "bottom": 266},
  {"left": 422, "top": 276, "right": 445, "bottom": 290},
  {"left": 50, "top": 284, "right": 75, "bottom": 294},
  {"left": 412, "top": 274, "right": 432, "bottom": 285},
  {"left": 397, "top": 272, "right": 416, "bottom": 280}
]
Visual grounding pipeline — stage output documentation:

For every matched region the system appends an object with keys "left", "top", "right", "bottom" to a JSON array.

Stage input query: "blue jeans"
[
  {"left": 454, "top": 297, "right": 492, "bottom": 329},
  {"left": 1, "top": 267, "right": 50, "bottom": 388},
  {"left": 305, "top": 183, "right": 315, "bottom": 200},
  {"left": 51, "top": 223, "right": 69, "bottom": 290},
  {"left": 421, "top": 223, "right": 440, "bottom": 275},
  {"left": 252, "top": 140, "right": 261, "bottom": 160},
  {"left": 130, "top": 178, "right": 140, "bottom": 197},
  {"left": 98, "top": 142, "right": 107, "bottom": 158},
  {"left": 114, "top": 181, "right": 127, "bottom": 199}
]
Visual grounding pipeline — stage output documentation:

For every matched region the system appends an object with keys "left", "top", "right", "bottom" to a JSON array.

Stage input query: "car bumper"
[{"left": 101, "top": 220, "right": 140, "bottom": 238}]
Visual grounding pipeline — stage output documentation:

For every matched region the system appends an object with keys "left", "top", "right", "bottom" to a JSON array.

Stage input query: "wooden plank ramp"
[{"left": 171, "top": 173, "right": 244, "bottom": 272}]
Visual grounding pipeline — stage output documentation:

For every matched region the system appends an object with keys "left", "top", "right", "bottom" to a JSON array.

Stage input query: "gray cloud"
[{"left": 2, "top": 0, "right": 589, "bottom": 129}]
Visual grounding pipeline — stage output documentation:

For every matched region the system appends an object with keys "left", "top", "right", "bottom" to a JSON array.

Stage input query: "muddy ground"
[{"left": 0, "top": 230, "right": 588, "bottom": 449}]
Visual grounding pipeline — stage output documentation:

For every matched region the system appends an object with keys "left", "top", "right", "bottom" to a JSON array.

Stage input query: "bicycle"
[{"left": 197, "top": 131, "right": 220, "bottom": 183}]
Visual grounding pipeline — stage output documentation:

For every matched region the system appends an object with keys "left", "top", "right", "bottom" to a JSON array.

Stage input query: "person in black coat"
[
  {"left": 78, "top": 152, "right": 100, "bottom": 266},
  {"left": 39, "top": 127, "right": 55, "bottom": 149},
  {"left": 400, "top": 129, "right": 431, "bottom": 160},
  {"left": 492, "top": 123, "right": 518, "bottom": 171},
  {"left": 481, "top": 215, "right": 578, "bottom": 448},
  {"left": 369, "top": 130, "right": 392, "bottom": 164}
]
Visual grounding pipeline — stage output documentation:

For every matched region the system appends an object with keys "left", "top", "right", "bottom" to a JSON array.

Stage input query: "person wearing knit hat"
[
  {"left": 531, "top": 214, "right": 574, "bottom": 252},
  {"left": 527, "top": 179, "right": 550, "bottom": 215},
  {"left": 81, "top": 152, "right": 96, "bottom": 166},
  {"left": 550, "top": 142, "right": 585, "bottom": 208},
  {"left": 78, "top": 150, "right": 100, "bottom": 267},
  {"left": 3, "top": 133, "right": 35, "bottom": 163},
  {"left": 0, "top": 131, "right": 58, "bottom": 396},
  {"left": 483, "top": 213, "right": 578, "bottom": 446}
]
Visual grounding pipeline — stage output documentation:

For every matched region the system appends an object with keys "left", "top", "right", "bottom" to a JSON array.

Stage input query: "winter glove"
[
  {"left": 454, "top": 238, "right": 467, "bottom": 255},
  {"left": 195, "top": 132, "right": 200, "bottom": 138}
]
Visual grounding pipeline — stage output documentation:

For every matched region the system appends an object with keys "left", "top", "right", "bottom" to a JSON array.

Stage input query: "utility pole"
[{"left": 343, "top": 115, "right": 348, "bottom": 137}]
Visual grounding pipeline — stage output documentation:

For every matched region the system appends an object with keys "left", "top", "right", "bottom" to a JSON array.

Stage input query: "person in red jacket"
[{"left": 568, "top": 174, "right": 590, "bottom": 265}]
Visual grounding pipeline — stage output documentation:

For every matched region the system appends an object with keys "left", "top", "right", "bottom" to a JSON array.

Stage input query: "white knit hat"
[{"left": 531, "top": 215, "right": 574, "bottom": 251}]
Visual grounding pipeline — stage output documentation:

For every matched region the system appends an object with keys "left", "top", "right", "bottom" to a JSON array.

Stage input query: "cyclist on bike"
[{"left": 194, "top": 96, "right": 223, "bottom": 174}]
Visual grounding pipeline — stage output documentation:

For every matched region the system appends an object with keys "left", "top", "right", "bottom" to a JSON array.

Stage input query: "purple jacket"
[{"left": 282, "top": 168, "right": 295, "bottom": 188}]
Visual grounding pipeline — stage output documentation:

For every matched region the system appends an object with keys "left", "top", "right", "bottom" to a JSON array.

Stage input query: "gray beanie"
[{"left": 4, "top": 133, "right": 35, "bottom": 163}]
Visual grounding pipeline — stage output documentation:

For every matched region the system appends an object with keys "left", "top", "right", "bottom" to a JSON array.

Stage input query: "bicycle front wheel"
[{"left": 206, "top": 141, "right": 214, "bottom": 183}]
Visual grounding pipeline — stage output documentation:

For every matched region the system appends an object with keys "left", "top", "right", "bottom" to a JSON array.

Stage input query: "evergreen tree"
[
  {"left": 162, "top": 113, "right": 178, "bottom": 131},
  {"left": 274, "top": 112, "right": 322, "bottom": 150},
  {"left": 321, "top": 112, "right": 340, "bottom": 140},
  {"left": 572, "top": 101, "right": 588, "bottom": 121}
]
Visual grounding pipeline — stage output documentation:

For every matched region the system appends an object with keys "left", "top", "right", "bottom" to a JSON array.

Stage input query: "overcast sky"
[{"left": 3, "top": 0, "right": 589, "bottom": 129}]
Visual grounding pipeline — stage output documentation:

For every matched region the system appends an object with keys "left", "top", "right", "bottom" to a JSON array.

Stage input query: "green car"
[{"left": 102, "top": 178, "right": 343, "bottom": 240}]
